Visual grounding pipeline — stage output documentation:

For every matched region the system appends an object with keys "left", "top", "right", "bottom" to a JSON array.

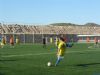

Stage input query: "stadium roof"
[{"left": 77, "top": 35, "right": 100, "bottom": 37}]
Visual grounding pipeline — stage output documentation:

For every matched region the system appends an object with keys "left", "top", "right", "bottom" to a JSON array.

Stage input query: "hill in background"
[{"left": 50, "top": 23, "right": 100, "bottom": 26}]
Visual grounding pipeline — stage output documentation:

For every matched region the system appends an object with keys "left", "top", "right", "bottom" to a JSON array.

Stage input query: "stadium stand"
[
  {"left": 0, "top": 23, "right": 100, "bottom": 43},
  {"left": 0, "top": 23, "right": 100, "bottom": 35}
]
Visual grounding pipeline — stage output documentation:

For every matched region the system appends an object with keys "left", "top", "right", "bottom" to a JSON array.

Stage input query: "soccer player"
[
  {"left": 10, "top": 35, "right": 14, "bottom": 48},
  {"left": 94, "top": 37, "right": 99, "bottom": 48},
  {"left": 1, "top": 36, "right": 6, "bottom": 48},
  {"left": 55, "top": 37, "right": 66, "bottom": 66},
  {"left": 16, "top": 36, "right": 20, "bottom": 44},
  {"left": 50, "top": 37, "right": 53, "bottom": 44},
  {"left": 43, "top": 37, "right": 46, "bottom": 48}
]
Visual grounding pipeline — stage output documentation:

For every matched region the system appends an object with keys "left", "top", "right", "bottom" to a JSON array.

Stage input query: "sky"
[{"left": 0, "top": 0, "right": 100, "bottom": 25}]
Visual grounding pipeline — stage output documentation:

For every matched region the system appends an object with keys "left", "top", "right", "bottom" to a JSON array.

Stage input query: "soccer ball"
[{"left": 47, "top": 62, "right": 51, "bottom": 67}]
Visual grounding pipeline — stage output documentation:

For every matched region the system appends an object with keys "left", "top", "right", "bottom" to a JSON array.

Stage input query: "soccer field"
[{"left": 0, "top": 43, "right": 100, "bottom": 75}]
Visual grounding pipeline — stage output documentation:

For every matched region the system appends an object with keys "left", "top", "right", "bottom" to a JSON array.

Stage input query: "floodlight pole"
[
  {"left": 1, "top": 21, "right": 4, "bottom": 36},
  {"left": 33, "top": 31, "right": 34, "bottom": 44},
  {"left": 24, "top": 33, "right": 25, "bottom": 44},
  {"left": 13, "top": 25, "right": 15, "bottom": 42},
  {"left": 41, "top": 25, "right": 44, "bottom": 44},
  {"left": 42, "top": 25, "right": 44, "bottom": 39}
]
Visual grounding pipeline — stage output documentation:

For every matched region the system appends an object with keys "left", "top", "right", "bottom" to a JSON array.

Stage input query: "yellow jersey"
[
  {"left": 16, "top": 38, "right": 19, "bottom": 44},
  {"left": 58, "top": 41, "right": 66, "bottom": 56},
  {"left": 50, "top": 38, "right": 53, "bottom": 43},
  {"left": 2, "top": 38, "right": 6, "bottom": 44}
]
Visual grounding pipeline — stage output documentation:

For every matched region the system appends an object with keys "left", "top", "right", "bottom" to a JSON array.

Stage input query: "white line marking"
[{"left": 1, "top": 50, "right": 100, "bottom": 58}]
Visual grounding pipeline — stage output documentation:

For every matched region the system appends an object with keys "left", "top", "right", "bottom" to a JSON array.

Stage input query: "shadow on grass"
[
  {"left": 0, "top": 59, "right": 16, "bottom": 61},
  {"left": 76, "top": 62, "right": 100, "bottom": 67},
  {"left": 0, "top": 72, "right": 5, "bottom": 75}
]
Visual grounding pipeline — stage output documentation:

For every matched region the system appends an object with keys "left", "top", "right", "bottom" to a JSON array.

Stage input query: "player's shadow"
[{"left": 76, "top": 62, "right": 100, "bottom": 67}]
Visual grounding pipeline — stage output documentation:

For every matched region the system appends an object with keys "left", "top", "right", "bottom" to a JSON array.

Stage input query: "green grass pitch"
[{"left": 0, "top": 43, "right": 100, "bottom": 75}]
